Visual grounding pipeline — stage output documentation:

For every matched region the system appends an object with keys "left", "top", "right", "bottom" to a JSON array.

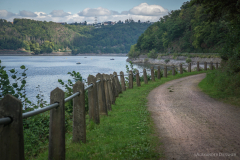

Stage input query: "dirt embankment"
[{"left": 148, "top": 74, "right": 240, "bottom": 159}]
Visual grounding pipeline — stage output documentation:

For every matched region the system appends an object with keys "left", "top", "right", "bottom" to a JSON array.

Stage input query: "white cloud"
[
  {"left": 78, "top": 7, "right": 119, "bottom": 17},
  {"left": 19, "top": 10, "right": 38, "bottom": 17},
  {"left": 0, "top": 3, "right": 168, "bottom": 23},
  {"left": 50, "top": 10, "right": 71, "bottom": 17},
  {"left": 0, "top": 10, "right": 16, "bottom": 18},
  {"left": 129, "top": 3, "right": 168, "bottom": 16}
]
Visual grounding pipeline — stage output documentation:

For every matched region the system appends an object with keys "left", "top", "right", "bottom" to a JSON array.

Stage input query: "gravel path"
[{"left": 147, "top": 73, "right": 240, "bottom": 159}]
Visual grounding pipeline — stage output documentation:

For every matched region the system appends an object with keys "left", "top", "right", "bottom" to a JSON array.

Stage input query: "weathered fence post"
[
  {"left": 88, "top": 75, "right": 100, "bottom": 124},
  {"left": 180, "top": 63, "right": 183, "bottom": 74},
  {"left": 188, "top": 63, "right": 191, "bottom": 72},
  {"left": 120, "top": 71, "right": 126, "bottom": 91},
  {"left": 164, "top": 65, "right": 167, "bottom": 78},
  {"left": 216, "top": 62, "right": 218, "bottom": 69},
  {"left": 129, "top": 70, "right": 133, "bottom": 89},
  {"left": 103, "top": 74, "right": 112, "bottom": 111},
  {"left": 197, "top": 61, "right": 199, "bottom": 71},
  {"left": 49, "top": 87, "right": 65, "bottom": 160},
  {"left": 96, "top": 73, "right": 108, "bottom": 116},
  {"left": 110, "top": 74, "right": 117, "bottom": 103},
  {"left": 151, "top": 66, "right": 155, "bottom": 81},
  {"left": 143, "top": 68, "right": 148, "bottom": 84},
  {"left": 112, "top": 73, "right": 119, "bottom": 97},
  {"left": 204, "top": 62, "right": 207, "bottom": 70},
  {"left": 136, "top": 70, "right": 141, "bottom": 87},
  {"left": 72, "top": 81, "right": 86, "bottom": 143},
  {"left": 210, "top": 61, "right": 213, "bottom": 70},
  {"left": 172, "top": 65, "right": 175, "bottom": 76},
  {"left": 107, "top": 74, "right": 115, "bottom": 105},
  {"left": 157, "top": 66, "right": 161, "bottom": 79},
  {"left": 114, "top": 72, "right": 122, "bottom": 94},
  {"left": 0, "top": 95, "right": 24, "bottom": 160}
]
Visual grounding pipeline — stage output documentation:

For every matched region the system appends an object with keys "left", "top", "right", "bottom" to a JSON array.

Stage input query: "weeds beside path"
[{"left": 148, "top": 73, "right": 240, "bottom": 159}]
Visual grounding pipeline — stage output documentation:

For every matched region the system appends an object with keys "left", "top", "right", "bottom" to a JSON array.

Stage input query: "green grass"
[
  {"left": 198, "top": 70, "right": 240, "bottom": 107},
  {"left": 34, "top": 70, "right": 209, "bottom": 160}
]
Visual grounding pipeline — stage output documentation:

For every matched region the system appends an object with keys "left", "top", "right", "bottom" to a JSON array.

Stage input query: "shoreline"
[{"left": 0, "top": 52, "right": 128, "bottom": 57}]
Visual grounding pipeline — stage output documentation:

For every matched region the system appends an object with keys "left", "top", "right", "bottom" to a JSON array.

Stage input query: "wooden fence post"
[
  {"left": 103, "top": 74, "right": 112, "bottom": 111},
  {"left": 72, "top": 81, "right": 86, "bottom": 143},
  {"left": 172, "top": 65, "right": 175, "bottom": 76},
  {"left": 129, "top": 70, "right": 133, "bottom": 89},
  {"left": 49, "top": 87, "right": 65, "bottom": 160},
  {"left": 110, "top": 74, "right": 117, "bottom": 103},
  {"left": 96, "top": 73, "right": 108, "bottom": 116},
  {"left": 88, "top": 75, "right": 100, "bottom": 124},
  {"left": 197, "top": 61, "right": 199, "bottom": 71},
  {"left": 180, "top": 64, "right": 183, "bottom": 74},
  {"left": 136, "top": 70, "right": 141, "bottom": 87},
  {"left": 164, "top": 65, "right": 167, "bottom": 78},
  {"left": 210, "top": 61, "right": 213, "bottom": 70},
  {"left": 204, "top": 62, "right": 207, "bottom": 70},
  {"left": 113, "top": 72, "right": 122, "bottom": 94},
  {"left": 107, "top": 74, "right": 115, "bottom": 105},
  {"left": 188, "top": 63, "right": 191, "bottom": 72},
  {"left": 0, "top": 95, "right": 24, "bottom": 160},
  {"left": 157, "top": 66, "right": 161, "bottom": 79},
  {"left": 216, "top": 62, "right": 218, "bottom": 69},
  {"left": 120, "top": 71, "right": 126, "bottom": 91},
  {"left": 143, "top": 68, "right": 148, "bottom": 84},
  {"left": 151, "top": 66, "right": 155, "bottom": 81}
]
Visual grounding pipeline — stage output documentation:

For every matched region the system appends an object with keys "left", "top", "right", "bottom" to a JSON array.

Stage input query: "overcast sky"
[{"left": 0, "top": 0, "right": 188, "bottom": 23}]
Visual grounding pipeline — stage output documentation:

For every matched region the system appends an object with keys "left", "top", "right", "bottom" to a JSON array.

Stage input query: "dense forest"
[
  {"left": 0, "top": 19, "right": 151, "bottom": 54},
  {"left": 128, "top": 1, "right": 233, "bottom": 58}
]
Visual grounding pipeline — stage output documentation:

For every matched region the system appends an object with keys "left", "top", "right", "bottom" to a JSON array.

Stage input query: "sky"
[{"left": 0, "top": 0, "right": 188, "bottom": 23}]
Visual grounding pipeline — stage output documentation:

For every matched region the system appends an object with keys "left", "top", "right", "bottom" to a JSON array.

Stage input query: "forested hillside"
[
  {"left": 0, "top": 19, "right": 151, "bottom": 54},
  {"left": 128, "top": 1, "right": 230, "bottom": 58}
]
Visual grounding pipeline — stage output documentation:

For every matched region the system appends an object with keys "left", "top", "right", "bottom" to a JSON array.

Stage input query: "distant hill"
[
  {"left": 128, "top": 1, "right": 228, "bottom": 58},
  {"left": 0, "top": 19, "right": 151, "bottom": 54}
]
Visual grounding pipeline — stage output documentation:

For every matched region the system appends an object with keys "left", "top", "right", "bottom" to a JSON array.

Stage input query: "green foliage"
[
  {"left": 132, "top": 1, "right": 230, "bottom": 55},
  {"left": 128, "top": 44, "right": 141, "bottom": 58},
  {"left": 0, "top": 19, "right": 151, "bottom": 54},
  {"left": 199, "top": 68, "right": 240, "bottom": 106},
  {"left": 58, "top": 71, "right": 89, "bottom": 114},
  {"left": 186, "top": 58, "right": 192, "bottom": 63},
  {"left": 147, "top": 49, "right": 158, "bottom": 59},
  {"left": 165, "top": 59, "right": 170, "bottom": 64}
]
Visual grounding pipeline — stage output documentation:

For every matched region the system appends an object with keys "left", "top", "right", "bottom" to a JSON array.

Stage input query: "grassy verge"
[
  {"left": 198, "top": 70, "right": 240, "bottom": 107},
  {"left": 34, "top": 70, "right": 208, "bottom": 160}
]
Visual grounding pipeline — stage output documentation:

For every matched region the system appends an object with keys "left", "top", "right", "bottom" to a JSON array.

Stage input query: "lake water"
[{"left": 0, "top": 56, "right": 151, "bottom": 104}]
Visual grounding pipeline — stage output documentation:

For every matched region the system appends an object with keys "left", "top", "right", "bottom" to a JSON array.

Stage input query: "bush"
[
  {"left": 165, "top": 59, "right": 170, "bottom": 64},
  {"left": 186, "top": 58, "right": 192, "bottom": 63}
]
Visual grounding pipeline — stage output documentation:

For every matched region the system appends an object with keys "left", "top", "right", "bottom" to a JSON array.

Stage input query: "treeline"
[
  {"left": 128, "top": 1, "right": 230, "bottom": 58},
  {"left": 0, "top": 19, "right": 151, "bottom": 54}
]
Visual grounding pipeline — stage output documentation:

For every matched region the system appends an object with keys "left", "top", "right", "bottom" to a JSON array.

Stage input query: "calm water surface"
[{"left": 1, "top": 56, "right": 151, "bottom": 103}]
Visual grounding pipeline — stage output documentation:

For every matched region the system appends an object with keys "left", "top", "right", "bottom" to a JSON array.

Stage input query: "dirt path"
[{"left": 147, "top": 73, "right": 240, "bottom": 159}]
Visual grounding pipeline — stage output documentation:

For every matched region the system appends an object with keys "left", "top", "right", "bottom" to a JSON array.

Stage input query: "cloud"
[
  {"left": 19, "top": 10, "right": 38, "bottom": 17},
  {"left": 121, "top": 11, "right": 129, "bottom": 15},
  {"left": 0, "top": 3, "right": 168, "bottom": 23},
  {"left": 50, "top": 10, "right": 71, "bottom": 17},
  {"left": 78, "top": 7, "right": 119, "bottom": 17},
  {"left": 0, "top": 10, "right": 16, "bottom": 18},
  {"left": 129, "top": 3, "right": 168, "bottom": 16}
]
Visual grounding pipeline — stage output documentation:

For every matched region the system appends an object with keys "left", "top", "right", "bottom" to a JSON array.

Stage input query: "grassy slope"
[
  {"left": 198, "top": 71, "right": 240, "bottom": 107},
  {"left": 35, "top": 70, "right": 209, "bottom": 160}
]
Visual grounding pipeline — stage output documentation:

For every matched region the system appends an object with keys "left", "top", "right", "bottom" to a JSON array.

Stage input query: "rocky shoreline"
[{"left": 127, "top": 55, "right": 221, "bottom": 70}]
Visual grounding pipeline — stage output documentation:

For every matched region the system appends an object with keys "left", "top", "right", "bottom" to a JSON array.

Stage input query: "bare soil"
[{"left": 148, "top": 73, "right": 240, "bottom": 159}]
